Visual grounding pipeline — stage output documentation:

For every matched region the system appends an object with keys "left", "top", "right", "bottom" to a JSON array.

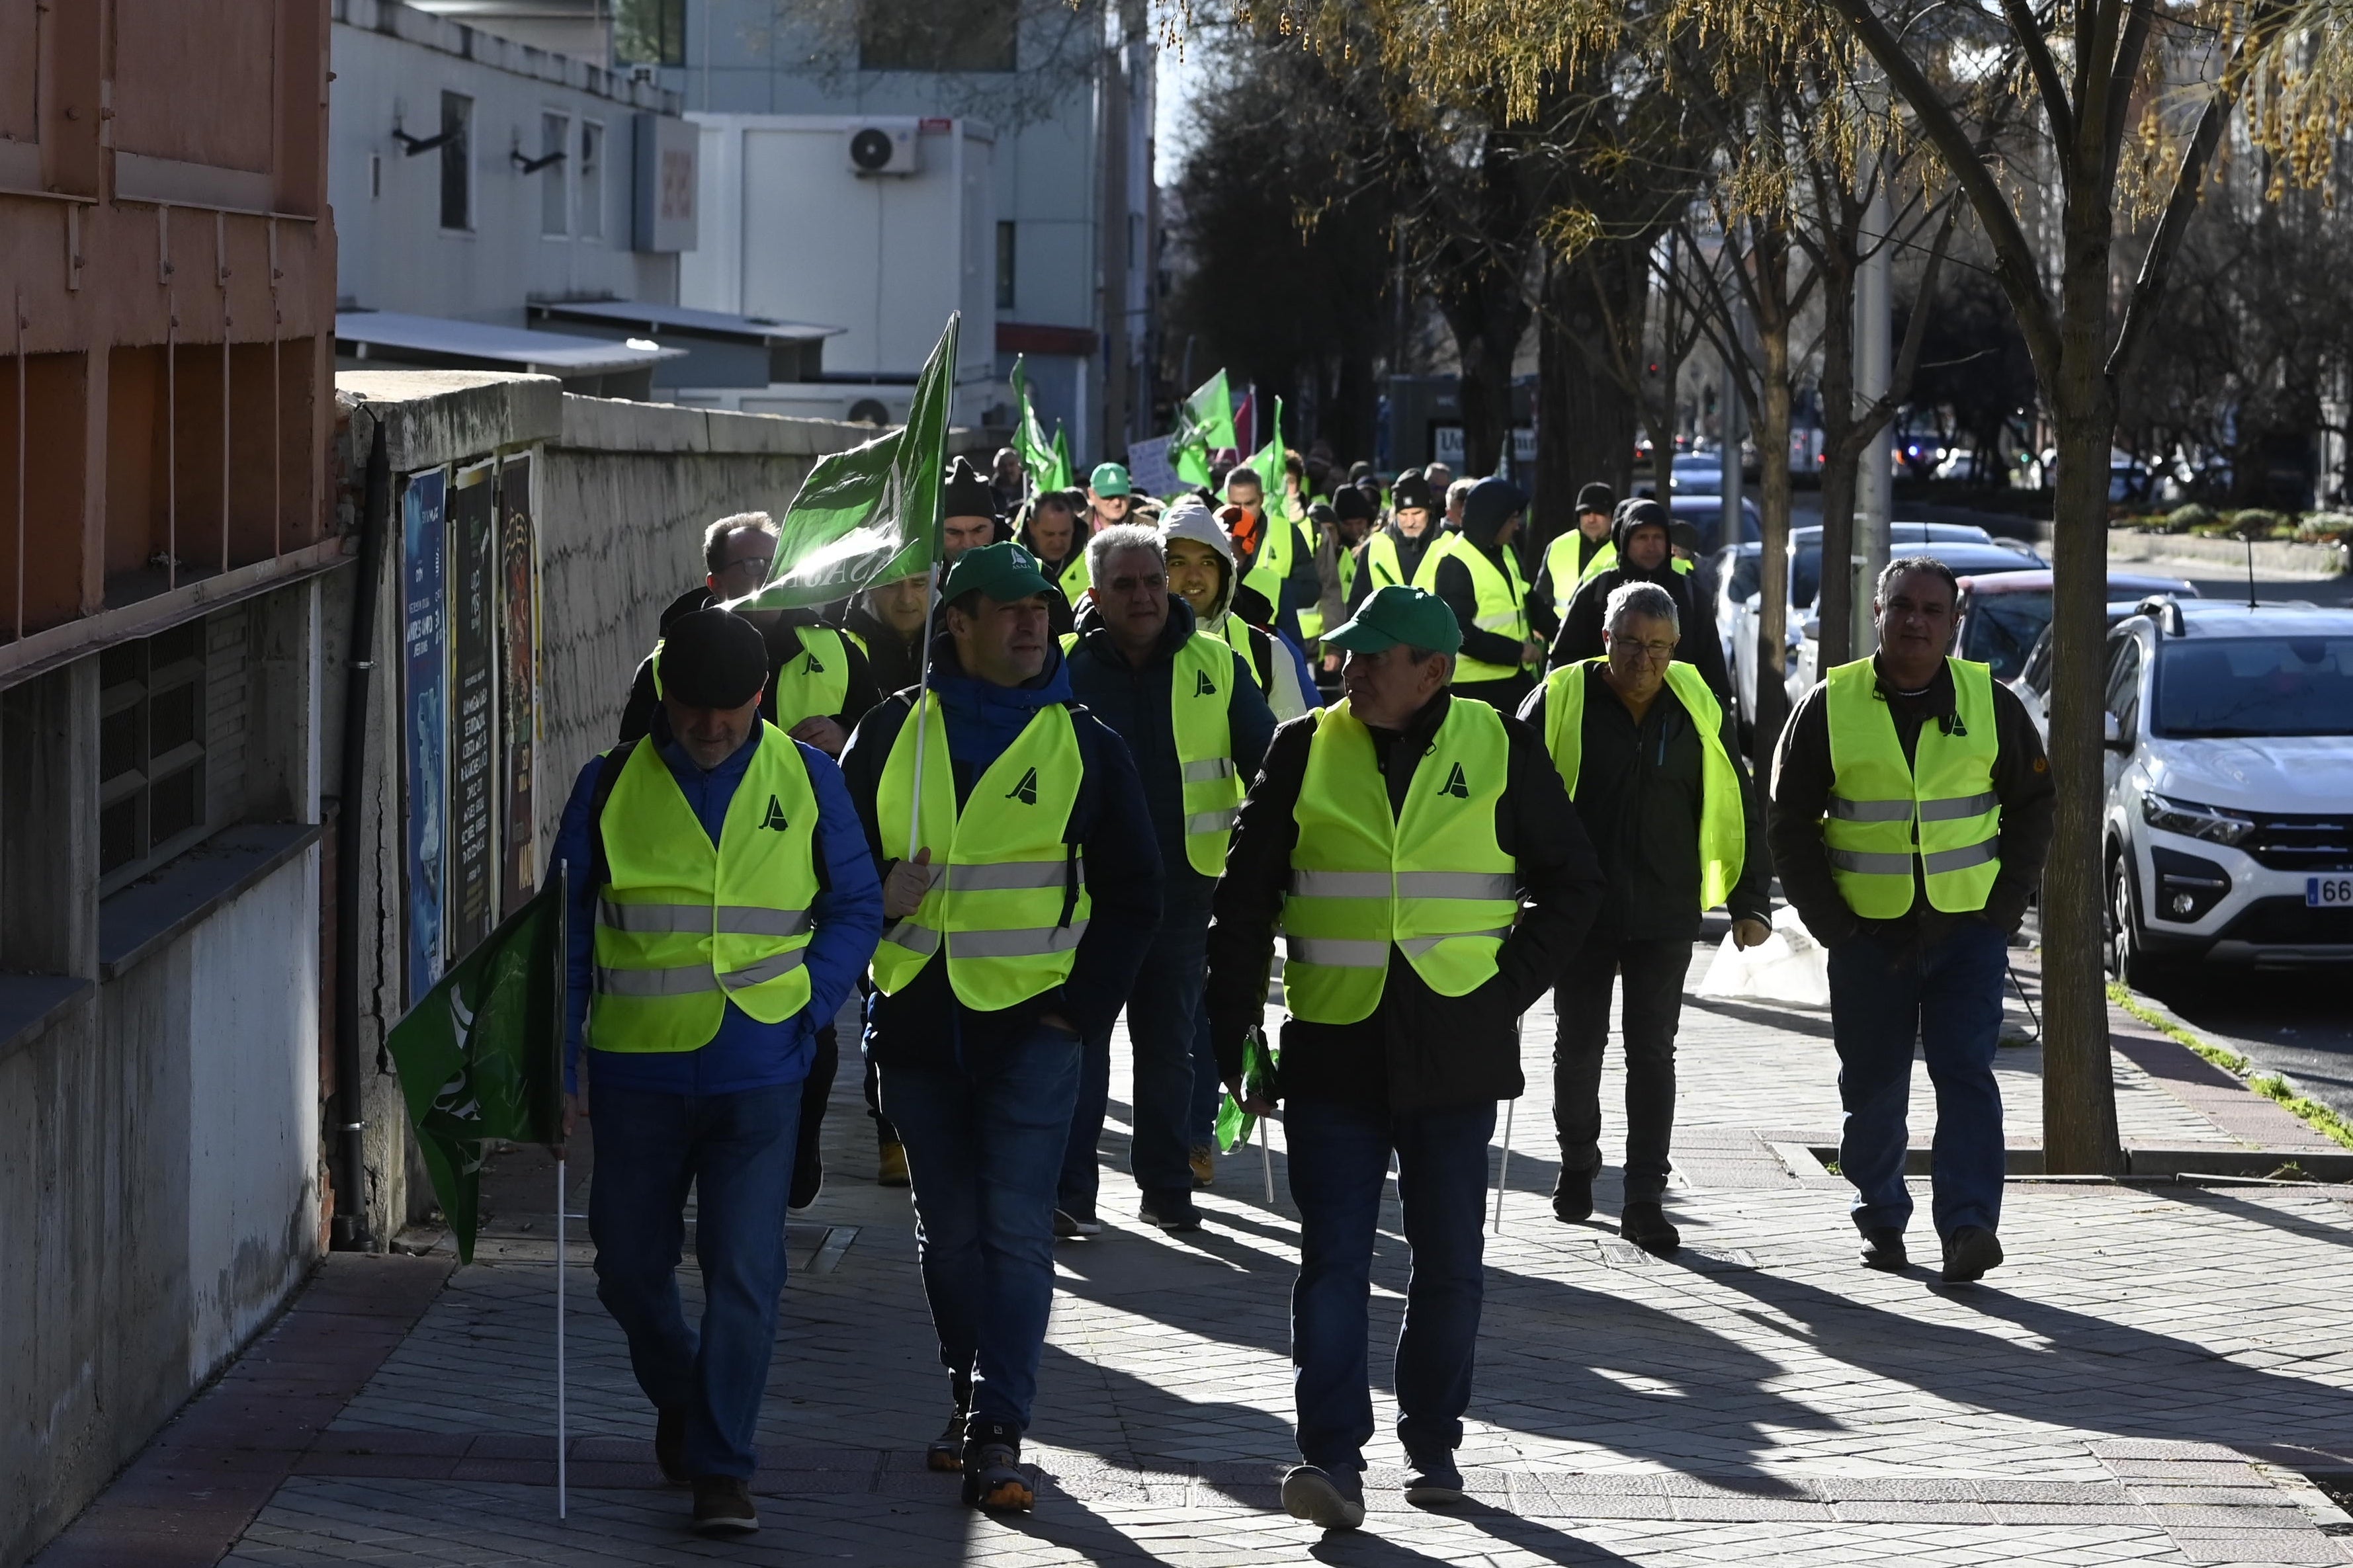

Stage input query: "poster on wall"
[
  {"left": 445, "top": 460, "right": 499, "bottom": 964},
  {"left": 400, "top": 466, "right": 450, "bottom": 1011},
  {"left": 497, "top": 451, "right": 538, "bottom": 919}
]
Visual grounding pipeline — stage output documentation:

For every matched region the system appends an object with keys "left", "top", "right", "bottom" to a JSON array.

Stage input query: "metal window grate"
[{"left": 97, "top": 620, "right": 210, "bottom": 890}]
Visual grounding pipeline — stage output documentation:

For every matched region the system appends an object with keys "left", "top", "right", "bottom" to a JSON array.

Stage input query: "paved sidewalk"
[{"left": 43, "top": 927, "right": 2353, "bottom": 1566}]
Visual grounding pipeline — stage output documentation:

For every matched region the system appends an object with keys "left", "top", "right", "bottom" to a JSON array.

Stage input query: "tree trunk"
[
  {"left": 1752, "top": 320, "right": 1795, "bottom": 779},
  {"left": 1552, "top": 258, "right": 1639, "bottom": 513},
  {"left": 2042, "top": 366, "right": 2127, "bottom": 1175}
]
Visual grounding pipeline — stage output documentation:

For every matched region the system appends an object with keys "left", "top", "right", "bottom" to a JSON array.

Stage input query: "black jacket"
[
  {"left": 1548, "top": 519, "right": 1733, "bottom": 711},
  {"left": 1766, "top": 657, "right": 2056, "bottom": 949},
  {"left": 841, "top": 600, "right": 928, "bottom": 704},
  {"left": 1518, "top": 663, "right": 1771, "bottom": 942},
  {"left": 1205, "top": 691, "right": 1605, "bottom": 1113},
  {"left": 837, "top": 638, "right": 1164, "bottom": 1071},
  {"left": 618, "top": 586, "right": 880, "bottom": 748}
]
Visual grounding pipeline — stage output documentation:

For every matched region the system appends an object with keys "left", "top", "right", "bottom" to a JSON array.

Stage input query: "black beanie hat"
[
  {"left": 1576, "top": 481, "right": 1615, "bottom": 515},
  {"left": 658, "top": 608, "right": 770, "bottom": 710},
  {"left": 1390, "top": 473, "right": 1433, "bottom": 513},
  {"left": 942, "top": 456, "right": 998, "bottom": 520},
  {"left": 1331, "top": 484, "right": 1375, "bottom": 523}
]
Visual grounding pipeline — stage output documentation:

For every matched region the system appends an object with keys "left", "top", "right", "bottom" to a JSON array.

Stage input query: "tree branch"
[
  {"left": 2101, "top": 0, "right": 2157, "bottom": 190},
  {"left": 2000, "top": 0, "right": 2078, "bottom": 152}
]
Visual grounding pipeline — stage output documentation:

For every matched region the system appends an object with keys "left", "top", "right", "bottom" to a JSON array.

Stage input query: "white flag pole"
[
  {"left": 556, "top": 1149, "right": 568, "bottom": 1519},
  {"left": 1259, "top": 1113, "right": 1273, "bottom": 1204},
  {"left": 1494, "top": 1013, "right": 1522, "bottom": 1233}
]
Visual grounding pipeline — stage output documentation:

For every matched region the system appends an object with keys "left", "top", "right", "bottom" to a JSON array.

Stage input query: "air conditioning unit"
[{"left": 845, "top": 121, "right": 920, "bottom": 177}]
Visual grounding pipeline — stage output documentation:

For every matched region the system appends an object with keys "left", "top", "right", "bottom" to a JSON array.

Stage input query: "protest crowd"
[{"left": 552, "top": 355, "right": 2053, "bottom": 1539}]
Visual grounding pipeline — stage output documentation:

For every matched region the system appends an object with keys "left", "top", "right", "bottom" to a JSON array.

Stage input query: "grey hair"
[
  {"left": 1086, "top": 522, "right": 1166, "bottom": 581},
  {"left": 703, "top": 511, "right": 777, "bottom": 574},
  {"left": 1445, "top": 477, "right": 1476, "bottom": 509},
  {"left": 1877, "top": 554, "right": 1959, "bottom": 604},
  {"left": 1605, "top": 579, "right": 1681, "bottom": 636}
]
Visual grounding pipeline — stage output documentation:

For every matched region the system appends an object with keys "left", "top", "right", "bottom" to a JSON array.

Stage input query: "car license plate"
[{"left": 2310, "top": 876, "right": 2353, "bottom": 908}]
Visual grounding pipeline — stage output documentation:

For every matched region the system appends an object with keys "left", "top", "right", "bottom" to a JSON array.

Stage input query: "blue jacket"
[
  {"left": 837, "top": 636, "right": 1164, "bottom": 1071},
  {"left": 1063, "top": 596, "right": 1276, "bottom": 881},
  {"left": 552, "top": 722, "right": 884, "bottom": 1095}
]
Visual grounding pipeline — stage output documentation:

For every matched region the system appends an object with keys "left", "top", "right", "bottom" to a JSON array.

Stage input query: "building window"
[
  {"left": 98, "top": 620, "right": 208, "bottom": 890},
  {"left": 439, "top": 91, "right": 473, "bottom": 231},
  {"left": 579, "top": 121, "right": 605, "bottom": 240},
  {"left": 540, "top": 112, "right": 572, "bottom": 237},
  {"left": 615, "top": 0, "right": 687, "bottom": 65},
  {"left": 859, "top": 0, "right": 1017, "bottom": 72},
  {"left": 996, "top": 221, "right": 1015, "bottom": 309}
]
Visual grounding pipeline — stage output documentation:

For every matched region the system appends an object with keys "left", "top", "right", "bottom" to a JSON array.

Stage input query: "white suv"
[{"left": 2102, "top": 599, "right": 2353, "bottom": 983}]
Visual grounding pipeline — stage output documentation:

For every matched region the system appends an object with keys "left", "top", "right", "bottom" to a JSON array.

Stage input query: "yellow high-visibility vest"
[
  {"left": 871, "top": 695, "right": 1091, "bottom": 1010},
  {"left": 591, "top": 725, "right": 820, "bottom": 1051},
  {"left": 1411, "top": 534, "right": 1530, "bottom": 682},
  {"left": 1541, "top": 659, "right": 1744, "bottom": 910},
  {"left": 1055, "top": 628, "right": 1246, "bottom": 876},
  {"left": 1238, "top": 510, "right": 1299, "bottom": 615},
  {"left": 1544, "top": 530, "right": 1617, "bottom": 599},
  {"left": 1363, "top": 530, "right": 1406, "bottom": 591},
  {"left": 1297, "top": 515, "right": 1326, "bottom": 643},
  {"left": 1279, "top": 697, "right": 1518, "bottom": 1024},
  {"left": 1822, "top": 656, "right": 2002, "bottom": 917},
  {"left": 1054, "top": 552, "right": 1090, "bottom": 606}
]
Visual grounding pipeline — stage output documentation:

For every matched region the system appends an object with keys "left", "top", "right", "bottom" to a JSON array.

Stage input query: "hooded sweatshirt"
[
  {"left": 1549, "top": 499, "right": 1733, "bottom": 708},
  {"left": 1160, "top": 497, "right": 1318, "bottom": 722},
  {"left": 1427, "top": 477, "right": 1536, "bottom": 710}
]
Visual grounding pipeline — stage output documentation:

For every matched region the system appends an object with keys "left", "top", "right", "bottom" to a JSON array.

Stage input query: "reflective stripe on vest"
[
  {"left": 1822, "top": 656, "right": 2003, "bottom": 917},
  {"left": 1173, "top": 632, "right": 1244, "bottom": 875},
  {"left": 1238, "top": 511, "right": 1297, "bottom": 611},
  {"left": 1541, "top": 659, "right": 1745, "bottom": 911},
  {"left": 1279, "top": 697, "right": 1518, "bottom": 1024},
  {"left": 591, "top": 725, "right": 820, "bottom": 1050},
  {"left": 1410, "top": 534, "right": 1530, "bottom": 682},
  {"left": 871, "top": 696, "right": 1091, "bottom": 1009}
]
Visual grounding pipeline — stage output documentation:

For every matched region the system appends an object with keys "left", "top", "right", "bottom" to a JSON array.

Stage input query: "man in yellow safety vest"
[
  {"left": 1518, "top": 581, "right": 1772, "bottom": 1253},
  {"left": 1413, "top": 477, "right": 1545, "bottom": 712},
  {"left": 1531, "top": 482, "right": 1619, "bottom": 641},
  {"left": 1205, "top": 586, "right": 1603, "bottom": 1530},
  {"left": 1767, "top": 557, "right": 2055, "bottom": 1284},
  {"left": 551, "top": 609, "right": 882, "bottom": 1537},
  {"left": 837, "top": 541, "right": 1163, "bottom": 1511}
]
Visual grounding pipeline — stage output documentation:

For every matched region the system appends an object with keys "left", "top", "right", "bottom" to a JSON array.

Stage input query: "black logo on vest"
[
  {"left": 804, "top": 649, "right": 826, "bottom": 675},
  {"left": 1195, "top": 671, "right": 1217, "bottom": 696},
  {"left": 1439, "top": 763, "right": 1470, "bottom": 799},
  {"left": 761, "top": 794, "right": 790, "bottom": 831},
  {"left": 1005, "top": 766, "right": 1040, "bottom": 805}
]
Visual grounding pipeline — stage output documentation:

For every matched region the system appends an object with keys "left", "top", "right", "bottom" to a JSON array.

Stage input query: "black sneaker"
[
  {"left": 1281, "top": 1464, "right": 1365, "bottom": 1530},
  {"left": 691, "top": 1475, "right": 759, "bottom": 1535},
  {"left": 1139, "top": 1194, "right": 1202, "bottom": 1232},
  {"left": 1402, "top": 1453, "right": 1466, "bottom": 1507},
  {"left": 1620, "top": 1200, "right": 1681, "bottom": 1255},
  {"left": 789, "top": 1143, "right": 824, "bottom": 1212},
  {"left": 1552, "top": 1167, "right": 1594, "bottom": 1224},
  {"left": 1859, "top": 1227, "right": 1909, "bottom": 1270},
  {"left": 926, "top": 1406, "right": 968, "bottom": 1473},
  {"left": 1940, "top": 1225, "right": 2004, "bottom": 1283},
  {"left": 960, "top": 1419, "right": 1033, "bottom": 1510},
  {"left": 654, "top": 1407, "right": 688, "bottom": 1487}
]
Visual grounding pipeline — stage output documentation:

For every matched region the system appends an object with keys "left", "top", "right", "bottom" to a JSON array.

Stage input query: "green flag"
[
  {"left": 1215, "top": 1028, "right": 1280, "bottom": 1153},
  {"left": 1244, "top": 395, "right": 1295, "bottom": 520},
  {"left": 384, "top": 870, "right": 568, "bottom": 1263},
  {"left": 1010, "top": 354, "right": 1067, "bottom": 495},
  {"left": 1051, "top": 423, "right": 1074, "bottom": 496},
  {"left": 1172, "top": 369, "right": 1235, "bottom": 489},
  {"left": 734, "top": 313, "right": 959, "bottom": 611}
]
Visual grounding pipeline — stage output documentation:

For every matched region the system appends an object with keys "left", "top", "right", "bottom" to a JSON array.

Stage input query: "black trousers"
[{"left": 1552, "top": 934, "right": 1690, "bottom": 1204}]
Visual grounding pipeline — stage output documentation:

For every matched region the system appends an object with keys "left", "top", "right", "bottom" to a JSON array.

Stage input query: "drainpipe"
[{"left": 332, "top": 415, "right": 390, "bottom": 1251}]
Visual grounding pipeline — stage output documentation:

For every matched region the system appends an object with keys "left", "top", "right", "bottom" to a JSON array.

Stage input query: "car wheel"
[{"left": 2106, "top": 848, "right": 2153, "bottom": 991}]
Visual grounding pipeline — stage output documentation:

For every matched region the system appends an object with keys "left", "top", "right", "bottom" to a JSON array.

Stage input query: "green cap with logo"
[
  {"left": 940, "top": 540, "right": 1054, "bottom": 605},
  {"left": 1321, "top": 585, "right": 1463, "bottom": 656},
  {"left": 1089, "top": 462, "right": 1132, "bottom": 497}
]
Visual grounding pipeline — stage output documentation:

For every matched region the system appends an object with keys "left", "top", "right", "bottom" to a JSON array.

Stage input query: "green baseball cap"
[
  {"left": 1090, "top": 462, "right": 1132, "bottom": 497},
  {"left": 1322, "top": 585, "right": 1463, "bottom": 655},
  {"left": 939, "top": 540, "right": 1054, "bottom": 605}
]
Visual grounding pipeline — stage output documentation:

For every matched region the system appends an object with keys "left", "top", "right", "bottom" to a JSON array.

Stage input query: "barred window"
[{"left": 99, "top": 621, "right": 209, "bottom": 889}]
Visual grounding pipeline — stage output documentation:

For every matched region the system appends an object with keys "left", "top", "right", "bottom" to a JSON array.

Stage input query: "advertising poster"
[
  {"left": 400, "top": 467, "right": 449, "bottom": 1011},
  {"left": 497, "top": 451, "right": 538, "bottom": 918},
  {"left": 445, "top": 460, "right": 499, "bottom": 964}
]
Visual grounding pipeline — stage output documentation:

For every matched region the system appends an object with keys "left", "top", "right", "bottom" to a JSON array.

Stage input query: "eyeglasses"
[
  {"left": 716, "top": 554, "right": 773, "bottom": 578},
  {"left": 1612, "top": 640, "right": 1678, "bottom": 661}
]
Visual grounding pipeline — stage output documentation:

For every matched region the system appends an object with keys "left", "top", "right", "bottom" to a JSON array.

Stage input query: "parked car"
[
  {"left": 2011, "top": 585, "right": 2207, "bottom": 739},
  {"left": 1957, "top": 569, "right": 2200, "bottom": 684},
  {"left": 1669, "top": 453, "right": 1728, "bottom": 493},
  {"left": 1719, "top": 530, "right": 2046, "bottom": 736},
  {"left": 2099, "top": 600, "right": 2353, "bottom": 981}
]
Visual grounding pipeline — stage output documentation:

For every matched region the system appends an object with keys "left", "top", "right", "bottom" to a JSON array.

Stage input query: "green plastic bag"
[{"left": 1217, "top": 1028, "right": 1279, "bottom": 1153}]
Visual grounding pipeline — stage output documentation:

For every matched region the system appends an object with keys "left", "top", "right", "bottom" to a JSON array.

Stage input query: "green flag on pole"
[
  {"left": 1171, "top": 369, "right": 1235, "bottom": 489},
  {"left": 1051, "top": 423, "right": 1074, "bottom": 496},
  {"left": 1244, "top": 395, "right": 1295, "bottom": 519},
  {"left": 1010, "top": 354, "right": 1067, "bottom": 495},
  {"left": 384, "top": 868, "right": 568, "bottom": 1263},
  {"left": 733, "top": 313, "right": 960, "bottom": 612}
]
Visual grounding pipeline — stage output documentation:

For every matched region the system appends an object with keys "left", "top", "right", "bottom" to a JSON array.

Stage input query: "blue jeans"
[
  {"left": 1060, "top": 870, "right": 1213, "bottom": 1212},
  {"left": 587, "top": 1079, "right": 802, "bottom": 1479},
  {"left": 1828, "top": 917, "right": 2008, "bottom": 1239},
  {"left": 878, "top": 1020, "right": 1082, "bottom": 1432},
  {"left": 1285, "top": 1094, "right": 1496, "bottom": 1475}
]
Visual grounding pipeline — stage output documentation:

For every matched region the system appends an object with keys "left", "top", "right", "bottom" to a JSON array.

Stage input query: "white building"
[{"left": 625, "top": 0, "right": 1158, "bottom": 460}]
